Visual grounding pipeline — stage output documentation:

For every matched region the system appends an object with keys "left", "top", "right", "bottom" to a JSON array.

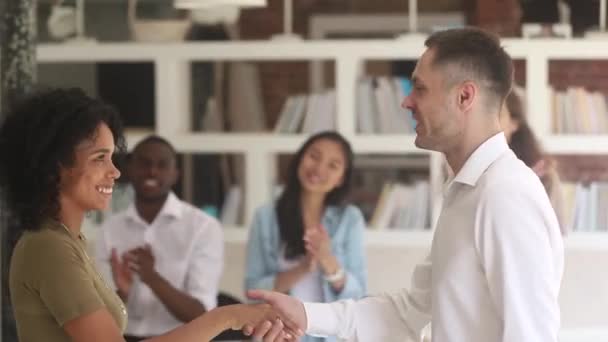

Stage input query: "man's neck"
[
  {"left": 445, "top": 125, "right": 502, "bottom": 175},
  {"left": 135, "top": 193, "right": 168, "bottom": 224}
]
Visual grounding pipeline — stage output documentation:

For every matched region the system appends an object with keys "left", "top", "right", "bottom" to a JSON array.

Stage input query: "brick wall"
[{"left": 466, "top": 0, "right": 523, "bottom": 36}]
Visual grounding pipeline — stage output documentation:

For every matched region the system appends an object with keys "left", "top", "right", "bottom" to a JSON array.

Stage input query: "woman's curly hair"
[{"left": 0, "top": 88, "right": 126, "bottom": 232}]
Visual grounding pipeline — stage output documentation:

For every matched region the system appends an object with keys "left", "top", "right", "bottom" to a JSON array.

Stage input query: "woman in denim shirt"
[{"left": 245, "top": 131, "right": 367, "bottom": 342}]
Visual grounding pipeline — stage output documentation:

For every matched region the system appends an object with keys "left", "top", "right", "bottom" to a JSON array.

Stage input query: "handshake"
[{"left": 225, "top": 290, "right": 308, "bottom": 342}]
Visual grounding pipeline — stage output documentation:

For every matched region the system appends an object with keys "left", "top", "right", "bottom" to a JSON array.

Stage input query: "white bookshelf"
[
  {"left": 50, "top": 39, "right": 608, "bottom": 339},
  {"left": 37, "top": 38, "right": 608, "bottom": 249}
]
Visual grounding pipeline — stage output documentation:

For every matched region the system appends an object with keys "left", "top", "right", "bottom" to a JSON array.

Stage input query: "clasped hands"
[
  {"left": 303, "top": 225, "right": 340, "bottom": 276},
  {"left": 110, "top": 244, "right": 158, "bottom": 299}
]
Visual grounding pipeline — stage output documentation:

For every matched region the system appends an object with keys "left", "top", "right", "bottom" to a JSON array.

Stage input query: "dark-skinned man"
[{"left": 96, "top": 135, "right": 224, "bottom": 342}]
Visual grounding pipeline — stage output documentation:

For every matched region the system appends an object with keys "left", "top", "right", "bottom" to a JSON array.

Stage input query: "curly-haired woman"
[{"left": 0, "top": 88, "right": 298, "bottom": 342}]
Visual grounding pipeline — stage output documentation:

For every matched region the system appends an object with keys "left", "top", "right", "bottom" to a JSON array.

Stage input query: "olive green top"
[{"left": 9, "top": 219, "right": 127, "bottom": 342}]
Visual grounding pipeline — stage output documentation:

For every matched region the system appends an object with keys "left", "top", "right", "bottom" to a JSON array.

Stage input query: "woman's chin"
[{"left": 90, "top": 199, "right": 111, "bottom": 212}]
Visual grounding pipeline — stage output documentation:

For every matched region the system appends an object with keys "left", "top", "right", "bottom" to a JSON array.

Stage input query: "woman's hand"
[
  {"left": 224, "top": 303, "right": 299, "bottom": 341},
  {"left": 303, "top": 226, "right": 332, "bottom": 263},
  {"left": 304, "top": 226, "right": 338, "bottom": 274},
  {"left": 227, "top": 303, "right": 275, "bottom": 330}
]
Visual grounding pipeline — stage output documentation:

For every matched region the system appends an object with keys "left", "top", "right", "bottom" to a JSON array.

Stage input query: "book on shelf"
[
  {"left": 227, "top": 62, "right": 267, "bottom": 132},
  {"left": 273, "top": 91, "right": 336, "bottom": 134},
  {"left": 359, "top": 76, "right": 414, "bottom": 134},
  {"left": 551, "top": 86, "right": 608, "bottom": 134},
  {"left": 200, "top": 98, "right": 224, "bottom": 132},
  {"left": 564, "top": 181, "right": 608, "bottom": 232},
  {"left": 220, "top": 185, "right": 242, "bottom": 226},
  {"left": 356, "top": 79, "right": 378, "bottom": 134},
  {"left": 273, "top": 76, "right": 415, "bottom": 135},
  {"left": 369, "top": 180, "right": 430, "bottom": 230}
]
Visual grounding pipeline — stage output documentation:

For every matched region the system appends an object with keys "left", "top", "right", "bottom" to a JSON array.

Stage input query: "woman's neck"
[
  {"left": 300, "top": 192, "right": 325, "bottom": 229},
  {"left": 57, "top": 208, "right": 84, "bottom": 237}
]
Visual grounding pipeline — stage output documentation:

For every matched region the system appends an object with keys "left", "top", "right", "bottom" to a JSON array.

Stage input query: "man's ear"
[
  {"left": 170, "top": 166, "right": 180, "bottom": 187},
  {"left": 457, "top": 81, "right": 477, "bottom": 113}
]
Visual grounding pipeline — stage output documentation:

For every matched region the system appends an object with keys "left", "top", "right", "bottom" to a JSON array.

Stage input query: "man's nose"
[{"left": 401, "top": 95, "right": 413, "bottom": 110}]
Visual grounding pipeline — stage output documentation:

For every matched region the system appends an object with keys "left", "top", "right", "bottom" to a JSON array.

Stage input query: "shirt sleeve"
[
  {"left": 305, "top": 255, "right": 432, "bottom": 341},
  {"left": 32, "top": 236, "right": 105, "bottom": 326},
  {"left": 475, "top": 182, "right": 562, "bottom": 342},
  {"left": 185, "top": 217, "right": 224, "bottom": 310},
  {"left": 244, "top": 208, "right": 277, "bottom": 291},
  {"left": 324, "top": 207, "right": 367, "bottom": 301}
]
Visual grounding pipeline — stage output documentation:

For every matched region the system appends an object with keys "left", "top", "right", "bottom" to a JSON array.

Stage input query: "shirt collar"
[
  {"left": 126, "top": 192, "right": 183, "bottom": 225},
  {"left": 323, "top": 206, "right": 340, "bottom": 225},
  {"left": 451, "top": 132, "right": 509, "bottom": 187},
  {"left": 320, "top": 206, "right": 343, "bottom": 235}
]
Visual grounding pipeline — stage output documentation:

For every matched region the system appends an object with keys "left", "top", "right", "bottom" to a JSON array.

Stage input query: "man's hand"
[
  {"left": 244, "top": 290, "right": 307, "bottom": 342},
  {"left": 110, "top": 248, "right": 133, "bottom": 300},
  {"left": 126, "top": 245, "right": 159, "bottom": 285}
]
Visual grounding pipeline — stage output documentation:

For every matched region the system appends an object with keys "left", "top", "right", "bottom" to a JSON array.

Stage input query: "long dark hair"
[
  {"left": 506, "top": 90, "right": 544, "bottom": 168},
  {"left": 276, "top": 131, "right": 354, "bottom": 259}
]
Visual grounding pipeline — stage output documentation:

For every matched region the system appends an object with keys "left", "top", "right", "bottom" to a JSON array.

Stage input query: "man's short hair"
[
  {"left": 425, "top": 27, "right": 514, "bottom": 104},
  {"left": 131, "top": 135, "right": 177, "bottom": 160}
]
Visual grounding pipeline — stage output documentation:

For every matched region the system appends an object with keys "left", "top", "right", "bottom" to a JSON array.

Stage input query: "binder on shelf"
[
  {"left": 220, "top": 185, "right": 242, "bottom": 226},
  {"left": 227, "top": 62, "right": 267, "bottom": 132}
]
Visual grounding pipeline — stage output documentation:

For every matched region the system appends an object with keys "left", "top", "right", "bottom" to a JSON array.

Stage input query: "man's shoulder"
[
  {"left": 478, "top": 154, "right": 550, "bottom": 214},
  {"left": 177, "top": 199, "right": 222, "bottom": 231},
  {"left": 483, "top": 152, "right": 541, "bottom": 192}
]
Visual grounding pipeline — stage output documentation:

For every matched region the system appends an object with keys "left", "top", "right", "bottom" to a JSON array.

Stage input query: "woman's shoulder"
[
  {"left": 15, "top": 223, "right": 80, "bottom": 261},
  {"left": 329, "top": 204, "right": 363, "bottom": 220},
  {"left": 254, "top": 202, "right": 278, "bottom": 221},
  {"left": 326, "top": 204, "right": 365, "bottom": 228}
]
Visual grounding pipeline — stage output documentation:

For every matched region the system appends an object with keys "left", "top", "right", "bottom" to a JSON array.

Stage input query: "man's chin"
[
  {"left": 414, "top": 136, "right": 429, "bottom": 149},
  {"left": 414, "top": 136, "right": 440, "bottom": 152},
  {"left": 137, "top": 191, "right": 168, "bottom": 203}
]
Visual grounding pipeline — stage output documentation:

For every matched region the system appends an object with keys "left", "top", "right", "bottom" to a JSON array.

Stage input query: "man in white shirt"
[
  {"left": 96, "top": 136, "right": 224, "bottom": 341},
  {"left": 243, "top": 27, "right": 564, "bottom": 342}
]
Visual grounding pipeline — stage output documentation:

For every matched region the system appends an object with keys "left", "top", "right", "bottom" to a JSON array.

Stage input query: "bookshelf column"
[
  {"left": 244, "top": 149, "right": 275, "bottom": 226},
  {"left": 526, "top": 52, "right": 550, "bottom": 137},
  {"left": 336, "top": 56, "right": 360, "bottom": 136},
  {"left": 155, "top": 59, "right": 192, "bottom": 136}
]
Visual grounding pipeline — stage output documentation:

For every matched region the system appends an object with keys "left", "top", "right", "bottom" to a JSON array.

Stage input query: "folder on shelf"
[
  {"left": 227, "top": 62, "right": 266, "bottom": 132},
  {"left": 357, "top": 78, "right": 379, "bottom": 134},
  {"left": 221, "top": 186, "right": 242, "bottom": 226}
]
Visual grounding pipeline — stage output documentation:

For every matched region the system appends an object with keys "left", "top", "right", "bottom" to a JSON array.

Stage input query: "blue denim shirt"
[{"left": 245, "top": 203, "right": 367, "bottom": 342}]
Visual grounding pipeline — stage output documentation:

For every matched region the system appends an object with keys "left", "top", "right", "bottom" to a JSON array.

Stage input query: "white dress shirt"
[
  {"left": 304, "top": 133, "right": 564, "bottom": 342},
  {"left": 96, "top": 192, "right": 224, "bottom": 336}
]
